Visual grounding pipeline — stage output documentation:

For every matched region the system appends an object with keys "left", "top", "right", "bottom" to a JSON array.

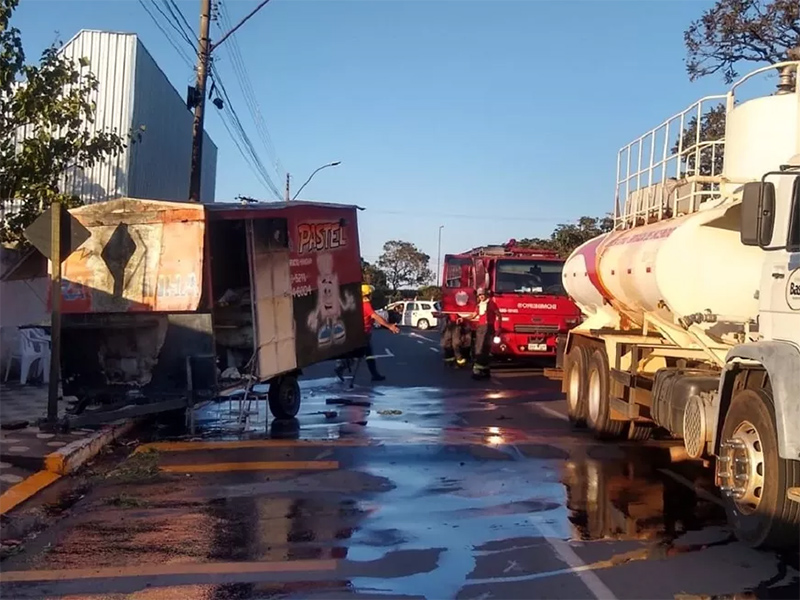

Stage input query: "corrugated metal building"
[{"left": 57, "top": 29, "right": 217, "bottom": 203}]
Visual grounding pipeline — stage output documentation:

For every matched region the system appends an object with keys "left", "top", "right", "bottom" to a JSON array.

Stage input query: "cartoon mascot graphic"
[{"left": 306, "top": 252, "right": 355, "bottom": 348}]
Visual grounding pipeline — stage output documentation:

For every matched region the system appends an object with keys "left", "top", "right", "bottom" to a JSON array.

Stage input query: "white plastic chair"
[{"left": 3, "top": 328, "right": 50, "bottom": 385}]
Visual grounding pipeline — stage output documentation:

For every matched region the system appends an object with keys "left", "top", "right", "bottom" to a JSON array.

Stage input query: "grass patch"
[
  {"left": 104, "top": 449, "right": 162, "bottom": 483},
  {"left": 104, "top": 493, "right": 150, "bottom": 508}
]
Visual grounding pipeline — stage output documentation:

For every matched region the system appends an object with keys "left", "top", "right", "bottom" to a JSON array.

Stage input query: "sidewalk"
[{"left": 0, "top": 383, "right": 135, "bottom": 514}]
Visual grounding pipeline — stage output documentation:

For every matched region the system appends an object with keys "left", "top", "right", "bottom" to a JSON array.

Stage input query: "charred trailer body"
[{"left": 56, "top": 198, "right": 365, "bottom": 424}]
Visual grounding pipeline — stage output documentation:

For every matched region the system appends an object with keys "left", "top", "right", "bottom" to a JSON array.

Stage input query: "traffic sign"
[{"left": 23, "top": 204, "right": 91, "bottom": 263}]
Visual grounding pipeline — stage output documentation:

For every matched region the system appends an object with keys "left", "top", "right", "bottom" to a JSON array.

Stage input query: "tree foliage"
[
  {"left": 0, "top": 0, "right": 126, "bottom": 246},
  {"left": 377, "top": 240, "right": 433, "bottom": 291},
  {"left": 518, "top": 215, "right": 613, "bottom": 258},
  {"left": 672, "top": 103, "right": 727, "bottom": 178},
  {"left": 684, "top": 0, "right": 800, "bottom": 84}
]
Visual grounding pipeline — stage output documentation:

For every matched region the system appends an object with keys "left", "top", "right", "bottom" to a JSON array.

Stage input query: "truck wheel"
[
  {"left": 417, "top": 318, "right": 430, "bottom": 331},
  {"left": 586, "top": 349, "right": 627, "bottom": 439},
  {"left": 628, "top": 422, "right": 653, "bottom": 441},
  {"left": 268, "top": 374, "right": 301, "bottom": 420},
  {"left": 564, "top": 346, "right": 589, "bottom": 427},
  {"left": 718, "top": 388, "right": 800, "bottom": 549}
]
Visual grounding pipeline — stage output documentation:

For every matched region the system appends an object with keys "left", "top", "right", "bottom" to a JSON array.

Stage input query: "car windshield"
[{"left": 494, "top": 259, "right": 566, "bottom": 295}]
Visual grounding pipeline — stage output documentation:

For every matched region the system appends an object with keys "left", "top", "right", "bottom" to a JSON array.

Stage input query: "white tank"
[{"left": 563, "top": 203, "right": 763, "bottom": 336}]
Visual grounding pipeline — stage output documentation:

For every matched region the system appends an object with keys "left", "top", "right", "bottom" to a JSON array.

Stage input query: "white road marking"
[
  {"left": 430, "top": 347, "right": 440, "bottom": 353},
  {"left": 408, "top": 332, "right": 438, "bottom": 345},
  {"left": 528, "top": 517, "right": 617, "bottom": 600},
  {"left": 658, "top": 468, "right": 725, "bottom": 507},
  {"left": 364, "top": 348, "right": 395, "bottom": 359},
  {"left": 531, "top": 403, "right": 570, "bottom": 422}
]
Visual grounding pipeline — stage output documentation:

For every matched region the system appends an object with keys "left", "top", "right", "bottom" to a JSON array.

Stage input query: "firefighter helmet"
[
  {"left": 476, "top": 287, "right": 486, "bottom": 296},
  {"left": 361, "top": 283, "right": 374, "bottom": 297}
]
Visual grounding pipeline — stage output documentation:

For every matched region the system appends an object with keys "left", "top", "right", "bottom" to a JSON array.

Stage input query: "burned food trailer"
[{"left": 57, "top": 198, "right": 365, "bottom": 424}]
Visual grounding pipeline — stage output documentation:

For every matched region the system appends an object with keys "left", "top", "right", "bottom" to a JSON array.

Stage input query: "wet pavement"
[{"left": 1, "top": 330, "right": 798, "bottom": 599}]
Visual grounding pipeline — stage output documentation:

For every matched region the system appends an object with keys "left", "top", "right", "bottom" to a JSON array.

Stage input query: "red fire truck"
[{"left": 438, "top": 240, "right": 582, "bottom": 363}]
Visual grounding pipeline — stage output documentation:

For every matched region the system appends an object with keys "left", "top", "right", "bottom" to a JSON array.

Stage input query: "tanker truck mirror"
[{"left": 741, "top": 181, "right": 775, "bottom": 247}]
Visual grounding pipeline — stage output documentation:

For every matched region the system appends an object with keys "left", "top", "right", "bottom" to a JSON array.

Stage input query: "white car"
[{"left": 376, "top": 300, "right": 440, "bottom": 330}]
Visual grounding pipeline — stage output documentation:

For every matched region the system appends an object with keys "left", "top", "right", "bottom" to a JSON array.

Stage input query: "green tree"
[
  {"left": 684, "top": 0, "right": 800, "bottom": 84},
  {"left": 518, "top": 215, "right": 613, "bottom": 258},
  {"left": 0, "top": 0, "right": 126, "bottom": 246},
  {"left": 377, "top": 240, "right": 433, "bottom": 292},
  {"left": 672, "top": 103, "right": 727, "bottom": 178},
  {"left": 416, "top": 285, "right": 441, "bottom": 301}
]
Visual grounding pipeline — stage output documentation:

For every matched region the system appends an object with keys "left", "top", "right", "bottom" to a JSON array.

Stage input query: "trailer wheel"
[
  {"left": 564, "top": 346, "right": 589, "bottom": 428},
  {"left": 586, "top": 349, "right": 627, "bottom": 439},
  {"left": 718, "top": 388, "right": 800, "bottom": 549},
  {"left": 268, "top": 374, "right": 301, "bottom": 420},
  {"left": 627, "top": 422, "right": 653, "bottom": 441}
]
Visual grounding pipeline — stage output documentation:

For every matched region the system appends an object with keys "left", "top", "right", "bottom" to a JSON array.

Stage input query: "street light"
[
  {"left": 436, "top": 225, "right": 444, "bottom": 285},
  {"left": 289, "top": 161, "right": 342, "bottom": 201}
]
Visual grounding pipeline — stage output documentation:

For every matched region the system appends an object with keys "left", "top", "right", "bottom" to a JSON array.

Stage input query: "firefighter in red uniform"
[
  {"left": 441, "top": 314, "right": 467, "bottom": 368},
  {"left": 467, "top": 287, "right": 501, "bottom": 380},
  {"left": 336, "top": 284, "right": 398, "bottom": 382}
]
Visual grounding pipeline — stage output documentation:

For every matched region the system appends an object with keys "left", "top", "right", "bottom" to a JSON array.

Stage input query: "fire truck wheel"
[
  {"left": 564, "top": 346, "right": 589, "bottom": 428},
  {"left": 268, "top": 374, "right": 301, "bottom": 420},
  {"left": 417, "top": 318, "right": 430, "bottom": 331},
  {"left": 586, "top": 349, "right": 627, "bottom": 440},
  {"left": 719, "top": 387, "right": 800, "bottom": 549}
]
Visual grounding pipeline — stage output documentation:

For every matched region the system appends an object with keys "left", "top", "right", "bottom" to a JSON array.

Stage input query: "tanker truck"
[{"left": 561, "top": 60, "right": 800, "bottom": 549}]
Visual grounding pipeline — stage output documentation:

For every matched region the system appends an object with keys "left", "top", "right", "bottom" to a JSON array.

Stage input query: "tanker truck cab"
[{"left": 561, "top": 59, "right": 800, "bottom": 549}]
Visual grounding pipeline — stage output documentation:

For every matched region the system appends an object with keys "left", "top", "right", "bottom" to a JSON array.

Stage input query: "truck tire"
[
  {"left": 586, "top": 349, "right": 627, "bottom": 439},
  {"left": 564, "top": 346, "right": 589, "bottom": 427},
  {"left": 268, "top": 374, "right": 301, "bottom": 420},
  {"left": 719, "top": 388, "right": 800, "bottom": 549}
]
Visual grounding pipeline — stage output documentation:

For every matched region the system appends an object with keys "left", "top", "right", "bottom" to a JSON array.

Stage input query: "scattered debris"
[
  {"left": 104, "top": 449, "right": 162, "bottom": 483},
  {"left": 0, "top": 420, "right": 29, "bottom": 430},
  {"left": 378, "top": 409, "right": 403, "bottom": 416}
]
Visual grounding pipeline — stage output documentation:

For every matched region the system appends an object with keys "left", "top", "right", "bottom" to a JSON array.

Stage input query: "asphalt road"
[{"left": 1, "top": 329, "right": 798, "bottom": 599}]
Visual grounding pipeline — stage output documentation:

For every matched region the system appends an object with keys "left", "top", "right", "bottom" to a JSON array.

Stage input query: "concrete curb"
[
  {"left": 0, "top": 419, "right": 137, "bottom": 515},
  {"left": 44, "top": 419, "right": 138, "bottom": 475}
]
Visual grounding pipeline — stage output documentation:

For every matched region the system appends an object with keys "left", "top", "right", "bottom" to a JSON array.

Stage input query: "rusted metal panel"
[{"left": 56, "top": 199, "right": 206, "bottom": 313}]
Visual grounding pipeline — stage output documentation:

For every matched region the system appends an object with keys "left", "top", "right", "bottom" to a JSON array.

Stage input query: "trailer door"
[{"left": 247, "top": 218, "right": 297, "bottom": 380}]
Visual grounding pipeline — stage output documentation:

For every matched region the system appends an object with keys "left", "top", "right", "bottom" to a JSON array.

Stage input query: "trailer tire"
[
  {"left": 627, "top": 422, "right": 653, "bottom": 441},
  {"left": 586, "top": 349, "right": 627, "bottom": 439},
  {"left": 268, "top": 374, "right": 301, "bottom": 420},
  {"left": 719, "top": 388, "right": 800, "bottom": 549},
  {"left": 564, "top": 346, "right": 589, "bottom": 428}
]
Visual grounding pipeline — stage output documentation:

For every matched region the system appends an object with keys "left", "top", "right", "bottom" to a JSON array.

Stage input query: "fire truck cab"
[{"left": 439, "top": 240, "right": 582, "bottom": 363}]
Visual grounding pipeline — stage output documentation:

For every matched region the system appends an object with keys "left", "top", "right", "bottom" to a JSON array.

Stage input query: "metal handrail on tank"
[
  {"left": 614, "top": 94, "right": 727, "bottom": 230},
  {"left": 613, "top": 60, "right": 800, "bottom": 231}
]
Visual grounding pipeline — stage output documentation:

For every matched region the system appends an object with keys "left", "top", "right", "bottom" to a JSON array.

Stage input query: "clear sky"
[{"left": 13, "top": 0, "right": 729, "bottom": 268}]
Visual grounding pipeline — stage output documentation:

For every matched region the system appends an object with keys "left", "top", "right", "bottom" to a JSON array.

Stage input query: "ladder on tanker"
[{"left": 614, "top": 94, "right": 728, "bottom": 230}]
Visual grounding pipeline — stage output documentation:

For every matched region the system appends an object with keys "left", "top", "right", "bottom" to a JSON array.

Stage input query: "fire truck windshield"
[{"left": 494, "top": 259, "right": 565, "bottom": 295}]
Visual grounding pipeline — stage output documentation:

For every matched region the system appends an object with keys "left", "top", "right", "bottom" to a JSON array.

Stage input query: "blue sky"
[{"left": 13, "top": 0, "right": 728, "bottom": 266}]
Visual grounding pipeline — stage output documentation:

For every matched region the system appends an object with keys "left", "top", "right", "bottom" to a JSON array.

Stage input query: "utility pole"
[
  {"left": 188, "top": 0, "right": 212, "bottom": 202},
  {"left": 436, "top": 225, "right": 444, "bottom": 285},
  {"left": 285, "top": 173, "right": 290, "bottom": 202}
]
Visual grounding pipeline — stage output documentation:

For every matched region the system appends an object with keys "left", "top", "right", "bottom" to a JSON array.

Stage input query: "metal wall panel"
[
  {"left": 128, "top": 40, "right": 217, "bottom": 203},
  {"left": 59, "top": 30, "right": 136, "bottom": 203}
]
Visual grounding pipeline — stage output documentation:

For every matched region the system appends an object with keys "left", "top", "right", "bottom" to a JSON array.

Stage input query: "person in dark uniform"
[{"left": 441, "top": 314, "right": 468, "bottom": 368}]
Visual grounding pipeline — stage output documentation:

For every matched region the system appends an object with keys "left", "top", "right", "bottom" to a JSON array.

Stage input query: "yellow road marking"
[
  {"left": 0, "top": 470, "right": 61, "bottom": 515},
  {"left": 0, "top": 559, "right": 338, "bottom": 583},
  {"left": 160, "top": 460, "right": 339, "bottom": 473},
  {"left": 135, "top": 439, "right": 372, "bottom": 454}
]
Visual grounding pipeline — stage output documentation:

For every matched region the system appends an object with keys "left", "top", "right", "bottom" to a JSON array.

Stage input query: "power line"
[
  {"left": 137, "top": 0, "right": 195, "bottom": 69},
  {"left": 166, "top": 0, "right": 196, "bottom": 41},
  {"left": 210, "top": 65, "right": 282, "bottom": 199},
  {"left": 217, "top": 0, "right": 285, "bottom": 178},
  {"left": 368, "top": 210, "right": 574, "bottom": 223},
  {"left": 149, "top": 0, "right": 196, "bottom": 49}
]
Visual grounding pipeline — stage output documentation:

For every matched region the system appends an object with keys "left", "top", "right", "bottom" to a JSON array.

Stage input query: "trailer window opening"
[
  {"left": 495, "top": 259, "right": 566, "bottom": 295},
  {"left": 445, "top": 257, "right": 472, "bottom": 288}
]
